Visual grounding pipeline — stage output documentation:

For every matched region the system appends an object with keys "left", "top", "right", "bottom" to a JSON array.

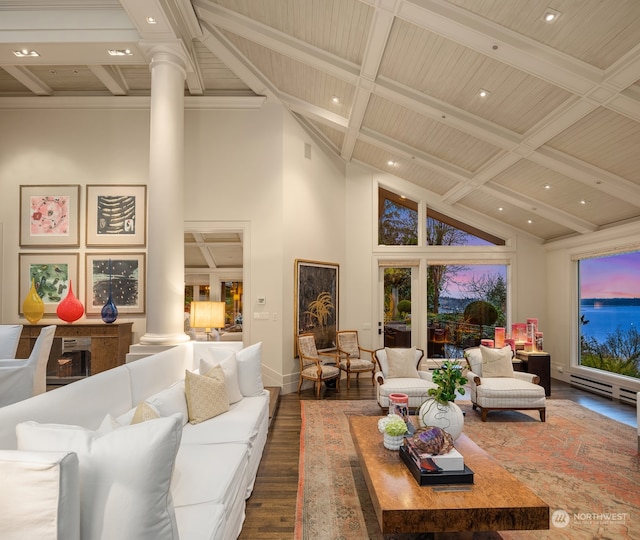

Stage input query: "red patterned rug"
[{"left": 294, "top": 399, "right": 640, "bottom": 540}]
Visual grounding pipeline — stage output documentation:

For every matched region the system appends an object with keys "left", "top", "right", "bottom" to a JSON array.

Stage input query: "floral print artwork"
[{"left": 29, "top": 195, "right": 70, "bottom": 236}]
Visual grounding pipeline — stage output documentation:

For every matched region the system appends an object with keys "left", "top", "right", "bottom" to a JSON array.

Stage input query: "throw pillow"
[
  {"left": 16, "top": 414, "right": 183, "bottom": 540},
  {"left": 131, "top": 401, "right": 160, "bottom": 424},
  {"left": 464, "top": 347, "right": 483, "bottom": 376},
  {"left": 146, "top": 381, "right": 189, "bottom": 426},
  {"left": 200, "top": 352, "right": 243, "bottom": 404},
  {"left": 184, "top": 367, "right": 229, "bottom": 425},
  {"left": 480, "top": 345, "right": 515, "bottom": 378},
  {"left": 235, "top": 342, "right": 265, "bottom": 397},
  {"left": 385, "top": 347, "right": 420, "bottom": 379}
]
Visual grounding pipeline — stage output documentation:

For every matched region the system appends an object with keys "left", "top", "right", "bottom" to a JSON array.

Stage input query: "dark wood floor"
[{"left": 239, "top": 378, "right": 637, "bottom": 539}]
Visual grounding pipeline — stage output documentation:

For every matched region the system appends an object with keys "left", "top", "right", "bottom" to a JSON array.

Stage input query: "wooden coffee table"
[{"left": 349, "top": 416, "right": 549, "bottom": 535}]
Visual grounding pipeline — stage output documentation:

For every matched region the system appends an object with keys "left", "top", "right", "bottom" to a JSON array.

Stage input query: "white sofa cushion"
[
  {"left": 235, "top": 342, "right": 265, "bottom": 397},
  {"left": 172, "top": 443, "right": 249, "bottom": 540},
  {"left": 147, "top": 380, "right": 189, "bottom": 425},
  {"left": 174, "top": 503, "right": 226, "bottom": 540},
  {"left": 16, "top": 414, "right": 183, "bottom": 540},
  {"left": 199, "top": 353, "right": 243, "bottom": 404},
  {"left": 0, "top": 450, "right": 80, "bottom": 540},
  {"left": 171, "top": 442, "right": 248, "bottom": 508}
]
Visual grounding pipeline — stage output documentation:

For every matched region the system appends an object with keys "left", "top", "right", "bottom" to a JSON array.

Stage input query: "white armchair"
[
  {"left": 465, "top": 345, "right": 546, "bottom": 422},
  {"left": 0, "top": 325, "right": 23, "bottom": 359},
  {"left": 373, "top": 347, "right": 437, "bottom": 411},
  {"left": 0, "top": 325, "right": 56, "bottom": 407}
]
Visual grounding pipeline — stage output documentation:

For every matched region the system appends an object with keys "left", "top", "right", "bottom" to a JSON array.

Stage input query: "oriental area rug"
[{"left": 294, "top": 399, "right": 640, "bottom": 540}]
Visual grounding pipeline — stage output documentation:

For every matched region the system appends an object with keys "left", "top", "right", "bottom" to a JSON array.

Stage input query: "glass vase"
[
  {"left": 56, "top": 279, "right": 84, "bottom": 323},
  {"left": 22, "top": 278, "right": 45, "bottom": 324}
]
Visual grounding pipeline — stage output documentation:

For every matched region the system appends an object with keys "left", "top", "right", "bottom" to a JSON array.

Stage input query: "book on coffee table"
[
  {"left": 403, "top": 438, "right": 465, "bottom": 472},
  {"left": 400, "top": 446, "right": 474, "bottom": 486}
]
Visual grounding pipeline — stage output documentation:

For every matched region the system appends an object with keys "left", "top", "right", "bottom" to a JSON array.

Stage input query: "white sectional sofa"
[{"left": 0, "top": 340, "right": 269, "bottom": 540}]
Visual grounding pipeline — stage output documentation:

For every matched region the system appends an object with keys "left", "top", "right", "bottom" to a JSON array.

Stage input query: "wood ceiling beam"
[{"left": 1, "top": 65, "right": 51, "bottom": 95}]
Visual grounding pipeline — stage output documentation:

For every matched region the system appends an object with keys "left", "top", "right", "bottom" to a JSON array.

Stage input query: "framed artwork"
[
  {"left": 86, "top": 184, "right": 146, "bottom": 247},
  {"left": 85, "top": 253, "right": 145, "bottom": 315},
  {"left": 19, "top": 253, "right": 79, "bottom": 315},
  {"left": 294, "top": 259, "right": 339, "bottom": 355},
  {"left": 20, "top": 185, "right": 80, "bottom": 247}
]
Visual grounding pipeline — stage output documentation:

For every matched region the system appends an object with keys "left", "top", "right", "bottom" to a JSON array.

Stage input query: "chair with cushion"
[
  {"left": 297, "top": 334, "right": 341, "bottom": 398},
  {"left": 336, "top": 330, "right": 376, "bottom": 388},
  {"left": 465, "top": 345, "right": 546, "bottom": 422},
  {"left": 373, "top": 347, "right": 437, "bottom": 411},
  {"left": 0, "top": 324, "right": 23, "bottom": 359},
  {"left": 0, "top": 325, "right": 56, "bottom": 407}
]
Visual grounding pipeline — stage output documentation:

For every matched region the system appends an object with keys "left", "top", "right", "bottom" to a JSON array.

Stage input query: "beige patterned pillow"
[
  {"left": 131, "top": 401, "right": 160, "bottom": 424},
  {"left": 480, "top": 345, "right": 514, "bottom": 378},
  {"left": 385, "top": 347, "right": 420, "bottom": 378},
  {"left": 184, "top": 367, "right": 229, "bottom": 425}
]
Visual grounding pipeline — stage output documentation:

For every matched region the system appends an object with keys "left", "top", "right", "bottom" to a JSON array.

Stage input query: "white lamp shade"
[{"left": 190, "top": 301, "right": 225, "bottom": 331}]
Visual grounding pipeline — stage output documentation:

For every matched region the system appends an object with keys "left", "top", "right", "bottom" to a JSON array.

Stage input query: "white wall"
[
  {"left": 0, "top": 102, "right": 347, "bottom": 391},
  {"left": 0, "top": 108, "right": 150, "bottom": 339},
  {"left": 281, "top": 113, "right": 346, "bottom": 392}
]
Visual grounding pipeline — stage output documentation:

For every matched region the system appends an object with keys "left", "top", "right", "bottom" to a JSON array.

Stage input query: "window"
[
  {"left": 579, "top": 251, "right": 640, "bottom": 380},
  {"left": 428, "top": 263, "right": 507, "bottom": 357},
  {"left": 378, "top": 187, "right": 418, "bottom": 245},
  {"left": 221, "top": 281, "right": 243, "bottom": 327},
  {"left": 427, "top": 209, "right": 504, "bottom": 246}
]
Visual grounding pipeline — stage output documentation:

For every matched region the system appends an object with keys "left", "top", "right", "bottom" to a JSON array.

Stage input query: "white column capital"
[{"left": 139, "top": 40, "right": 191, "bottom": 78}]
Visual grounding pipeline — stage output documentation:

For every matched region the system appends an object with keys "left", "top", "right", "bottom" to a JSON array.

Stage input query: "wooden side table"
[
  {"left": 515, "top": 351, "right": 551, "bottom": 396},
  {"left": 17, "top": 322, "right": 133, "bottom": 377}
]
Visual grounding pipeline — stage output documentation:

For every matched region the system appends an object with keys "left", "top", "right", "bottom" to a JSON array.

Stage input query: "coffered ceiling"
[{"left": 2, "top": 0, "right": 640, "bottom": 245}]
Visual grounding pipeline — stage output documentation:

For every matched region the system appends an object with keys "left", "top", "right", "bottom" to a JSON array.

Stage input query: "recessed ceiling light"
[
  {"left": 527, "top": 219, "right": 534, "bottom": 224},
  {"left": 498, "top": 207, "right": 504, "bottom": 212},
  {"left": 331, "top": 96, "right": 341, "bottom": 105},
  {"left": 544, "top": 184, "right": 551, "bottom": 189},
  {"left": 387, "top": 160, "right": 397, "bottom": 167},
  {"left": 580, "top": 199, "right": 588, "bottom": 205},
  {"left": 13, "top": 49, "right": 39, "bottom": 58},
  {"left": 543, "top": 8, "right": 561, "bottom": 23},
  {"left": 107, "top": 49, "right": 133, "bottom": 57},
  {"left": 478, "top": 88, "right": 491, "bottom": 98},
  {"left": 146, "top": 16, "right": 157, "bottom": 24}
]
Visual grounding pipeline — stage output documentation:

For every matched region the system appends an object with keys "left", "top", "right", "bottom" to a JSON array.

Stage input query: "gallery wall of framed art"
[{"left": 17, "top": 183, "right": 147, "bottom": 319}]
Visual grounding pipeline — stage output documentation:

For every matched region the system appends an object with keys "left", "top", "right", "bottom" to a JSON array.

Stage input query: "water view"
[{"left": 580, "top": 304, "right": 640, "bottom": 343}]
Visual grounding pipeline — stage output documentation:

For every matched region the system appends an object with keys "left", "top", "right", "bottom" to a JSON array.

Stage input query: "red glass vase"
[{"left": 56, "top": 279, "right": 84, "bottom": 323}]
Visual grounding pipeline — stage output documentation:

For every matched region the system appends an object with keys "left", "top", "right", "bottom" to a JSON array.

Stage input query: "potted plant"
[
  {"left": 377, "top": 413, "right": 408, "bottom": 450},
  {"left": 418, "top": 359, "right": 467, "bottom": 440}
]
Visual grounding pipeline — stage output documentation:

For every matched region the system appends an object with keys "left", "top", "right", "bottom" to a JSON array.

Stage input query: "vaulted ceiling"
[{"left": 2, "top": 0, "right": 640, "bottom": 245}]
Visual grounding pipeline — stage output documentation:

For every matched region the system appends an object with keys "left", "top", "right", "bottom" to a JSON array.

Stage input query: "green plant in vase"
[
  {"left": 419, "top": 359, "right": 468, "bottom": 440},
  {"left": 428, "top": 359, "right": 468, "bottom": 404}
]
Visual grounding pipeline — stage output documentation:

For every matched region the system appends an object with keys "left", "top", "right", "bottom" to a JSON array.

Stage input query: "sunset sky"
[
  {"left": 580, "top": 251, "right": 640, "bottom": 298},
  {"left": 443, "top": 264, "right": 507, "bottom": 299}
]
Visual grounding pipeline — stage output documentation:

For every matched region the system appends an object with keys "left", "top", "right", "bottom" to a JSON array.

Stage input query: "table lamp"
[{"left": 190, "top": 301, "right": 226, "bottom": 341}]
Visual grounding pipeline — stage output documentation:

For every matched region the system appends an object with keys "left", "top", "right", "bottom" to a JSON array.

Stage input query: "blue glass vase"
[{"left": 101, "top": 261, "right": 118, "bottom": 323}]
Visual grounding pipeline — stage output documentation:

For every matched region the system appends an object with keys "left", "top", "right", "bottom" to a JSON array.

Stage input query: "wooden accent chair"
[
  {"left": 297, "top": 334, "right": 341, "bottom": 398},
  {"left": 336, "top": 330, "right": 376, "bottom": 389}
]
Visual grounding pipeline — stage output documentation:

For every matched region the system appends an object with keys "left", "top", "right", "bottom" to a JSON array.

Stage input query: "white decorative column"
[{"left": 139, "top": 44, "right": 190, "bottom": 346}]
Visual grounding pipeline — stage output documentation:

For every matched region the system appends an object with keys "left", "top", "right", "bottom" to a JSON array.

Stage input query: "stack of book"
[{"left": 400, "top": 437, "right": 474, "bottom": 485}]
